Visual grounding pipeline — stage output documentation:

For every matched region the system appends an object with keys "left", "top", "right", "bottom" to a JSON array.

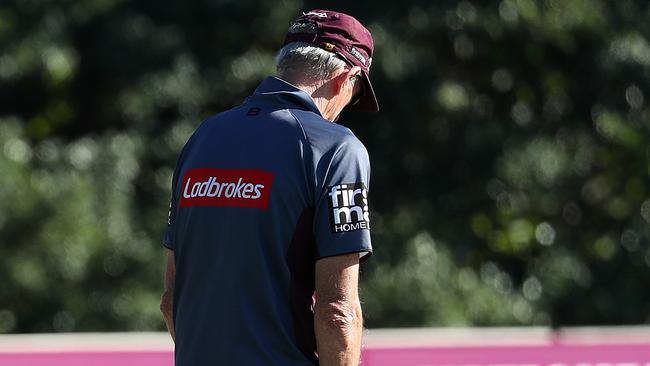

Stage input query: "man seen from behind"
[{"left": 160, "top": 9, "right": 379, "bottom": 366}]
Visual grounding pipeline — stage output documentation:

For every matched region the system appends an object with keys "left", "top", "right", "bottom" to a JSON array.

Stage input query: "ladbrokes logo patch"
[
  {"left": 327, "top": 182, "right": 370, "bottom": 233},
  {"left": 180, "top": 168, "right": 274, "bottom": 209}
]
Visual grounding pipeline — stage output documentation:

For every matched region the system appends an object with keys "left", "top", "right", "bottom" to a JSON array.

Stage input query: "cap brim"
[{"left": 344, "top": 71, "right": 379, "bottom": 113}]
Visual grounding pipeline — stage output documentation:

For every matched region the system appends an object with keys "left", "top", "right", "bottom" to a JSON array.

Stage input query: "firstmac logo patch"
[{"left": 327, "top": 183, "right": 370, "bottom": 233}]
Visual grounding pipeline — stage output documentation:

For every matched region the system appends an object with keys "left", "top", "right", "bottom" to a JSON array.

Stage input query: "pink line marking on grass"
[
  {"left": 1, "top": 344, "right": 650, "bottom": 366},
  {"left": 0, "top": 352, "right": 173, "bottom": 366},
  {"left": 362, "top": 344, "right": 650, "bottom": 366}
]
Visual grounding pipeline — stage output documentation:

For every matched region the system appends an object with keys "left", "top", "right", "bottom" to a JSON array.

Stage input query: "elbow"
[
  {"left": 314, "top": 300, "right": 362, "bottom": 333},
  {"left": 160, "top": 290, "right": 173, "bottom": 318}
]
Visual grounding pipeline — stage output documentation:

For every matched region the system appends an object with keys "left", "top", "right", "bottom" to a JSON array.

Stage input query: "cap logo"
[
  {"left": 287, "top": 21, "right": 316, "bottom": 34},
  {"left": 305, "top": 11, "right": 327, "bottom": 18},
  {"left": 349, "top": 46, "right": 367, "bottom": 66},
  {"left": 323, "top": 42, "right": 335, "bottom": 51}
]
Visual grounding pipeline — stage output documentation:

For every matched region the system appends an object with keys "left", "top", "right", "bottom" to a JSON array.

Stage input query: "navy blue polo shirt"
[{"left": 164, "top": 76, "right": 372, "bottom": 366}]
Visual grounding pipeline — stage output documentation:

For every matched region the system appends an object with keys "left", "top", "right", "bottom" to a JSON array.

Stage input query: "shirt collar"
[{"left": 251, "top": 77, "right": 322, "bottom": 116}]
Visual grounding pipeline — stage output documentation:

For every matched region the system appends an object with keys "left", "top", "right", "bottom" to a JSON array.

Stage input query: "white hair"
[{"left": 275, "top": 42, "right": 347, "bottom": 83}]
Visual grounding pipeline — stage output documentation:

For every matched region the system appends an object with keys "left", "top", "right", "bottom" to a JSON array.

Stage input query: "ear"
[
  {"left": 331, "top": 66, "right": 362, "bottom": 95},
  {"left": 330, "top": 68, "right": 350, "bottom": 95}
]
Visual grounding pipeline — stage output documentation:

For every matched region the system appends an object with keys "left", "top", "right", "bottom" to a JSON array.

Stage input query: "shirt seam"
[{"left": 287, "top": 109, "right": 317, "bottom": 208}]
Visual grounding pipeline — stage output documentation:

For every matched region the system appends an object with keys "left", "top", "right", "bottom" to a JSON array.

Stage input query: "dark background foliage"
[{"left": 1, "top": 0, "right": 649, "bottom": 332}]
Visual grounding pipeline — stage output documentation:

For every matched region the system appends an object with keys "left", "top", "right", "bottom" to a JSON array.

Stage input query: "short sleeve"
[
  {"left": 313, "top": 137, "right": 372, "bottom": 262},
  {"left": 162, "top": 134, "right": 197, "bottom": 251},
  {"left": 163, "top": 196, "right": 176, "bottom": 250},
  {"left": 163, "top": 148, "right": 187, "bottom": 251}
]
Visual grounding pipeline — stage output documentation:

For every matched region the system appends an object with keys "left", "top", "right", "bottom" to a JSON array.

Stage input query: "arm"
[
  {"left": 160, "top": 248, "right": 176, "bottom": 342},
  {"left": 314, "top": 253, "right": 363, "bottom": 366}
]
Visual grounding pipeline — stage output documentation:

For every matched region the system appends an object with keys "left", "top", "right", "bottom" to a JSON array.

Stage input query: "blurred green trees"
[{"left": 1, "top": 0, "right": 649, "bottom": 332}]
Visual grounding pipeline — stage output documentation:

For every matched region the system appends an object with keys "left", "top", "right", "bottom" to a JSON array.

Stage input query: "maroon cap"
[{"left": 283, "top": 10, "right": 379, "bottom": 112}]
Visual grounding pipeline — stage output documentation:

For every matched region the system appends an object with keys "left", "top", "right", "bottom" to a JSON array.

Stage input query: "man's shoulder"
[{"left": 288, "top": 109, "right": 366, "bottom": 153}]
